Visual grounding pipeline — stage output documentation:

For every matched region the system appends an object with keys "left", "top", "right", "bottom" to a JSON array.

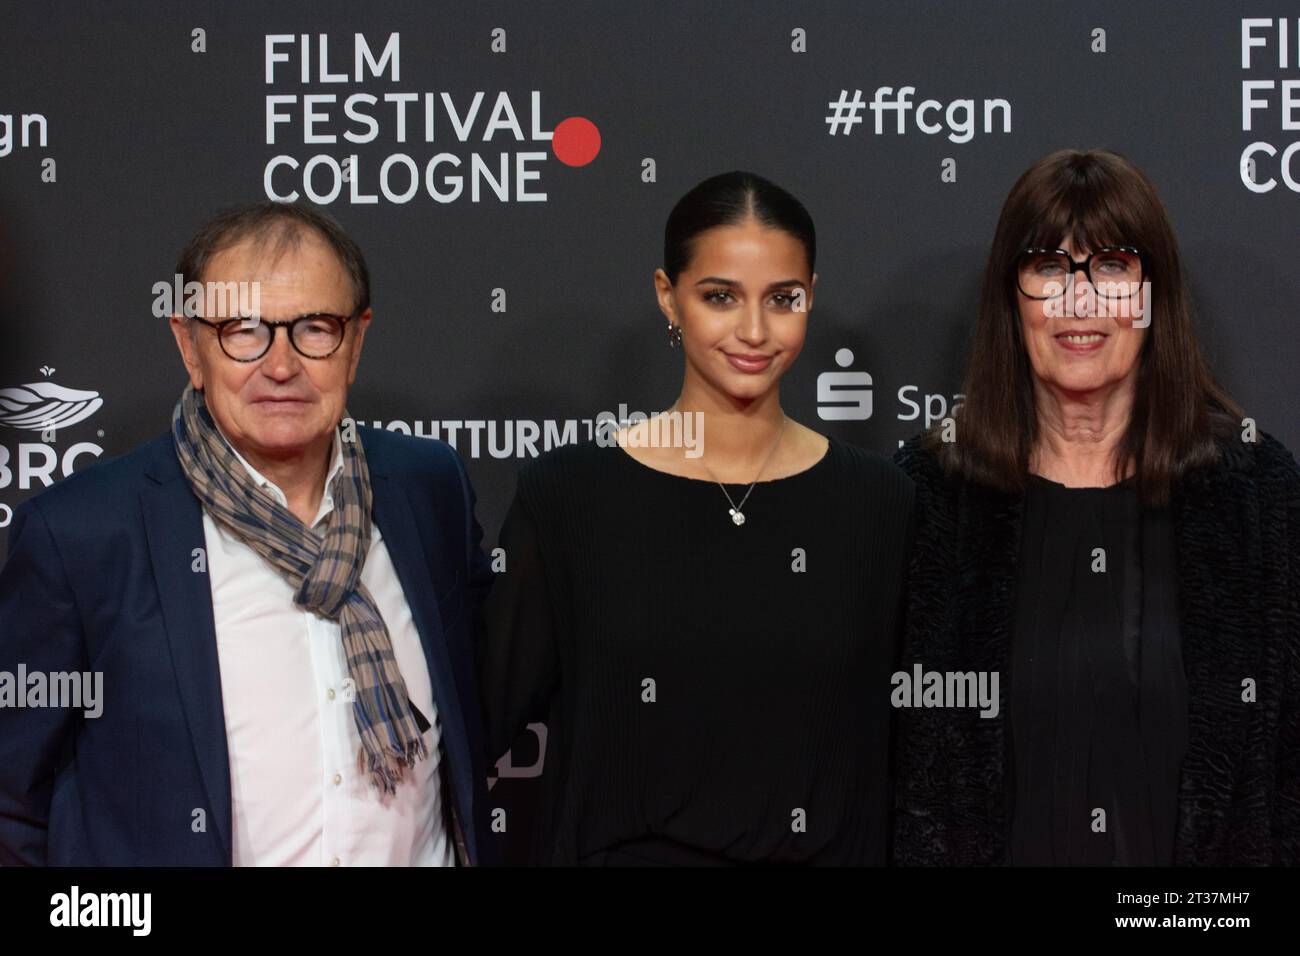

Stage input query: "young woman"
[{"left": 478, "top": 171, "right": 914, "bottom": 865}]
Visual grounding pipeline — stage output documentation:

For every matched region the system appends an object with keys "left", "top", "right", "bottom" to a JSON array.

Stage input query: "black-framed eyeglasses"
[
  {"left": 189, "top": 307, "right": 362, "bottom": 362},
  {"left": 1016, "top": 246, "right": 1146, "bottom": 300}
]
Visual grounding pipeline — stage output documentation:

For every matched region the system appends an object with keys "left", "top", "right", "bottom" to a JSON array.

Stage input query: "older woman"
[{"left": 892, "top": 148, "right": 1299, "bottom": 865}]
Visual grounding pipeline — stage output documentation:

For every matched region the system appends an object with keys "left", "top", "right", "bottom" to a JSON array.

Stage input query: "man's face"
[{"left": 170, "top": 231, "right": 370, "bottom": 466}]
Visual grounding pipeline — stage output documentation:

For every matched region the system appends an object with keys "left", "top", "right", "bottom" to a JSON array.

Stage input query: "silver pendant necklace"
[{"left": 699, "top": 415, "right": 787, "bottom": 526}]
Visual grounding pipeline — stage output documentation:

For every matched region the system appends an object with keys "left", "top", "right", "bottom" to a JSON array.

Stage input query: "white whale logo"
[{"left": 0, "top": 382, "right": 103, "bottom": 431}]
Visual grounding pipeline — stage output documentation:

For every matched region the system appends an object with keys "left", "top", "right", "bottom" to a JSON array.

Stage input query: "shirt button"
[
  {"left": 330, "top": 856, "right": 341, "bottom": 867},
  {"left": 333, "top": 773, "right": 342, "bottom": 786},
  {"left": 327, "top": 688, "right": 336, "bottom": 701}
]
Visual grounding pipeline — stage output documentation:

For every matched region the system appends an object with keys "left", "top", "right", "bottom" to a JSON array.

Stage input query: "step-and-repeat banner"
[{"left": 2, "top": 2, "right": 1297, "bottom": 861}]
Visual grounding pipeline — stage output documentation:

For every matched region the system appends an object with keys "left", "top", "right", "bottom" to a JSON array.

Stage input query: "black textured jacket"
[{"left": 890, "top": 431, "right": 1300, "bottom": 865}]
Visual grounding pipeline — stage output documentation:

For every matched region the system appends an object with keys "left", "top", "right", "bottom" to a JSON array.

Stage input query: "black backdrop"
[{"left": 2, "top": 1, "right": 1297, "bottom": 862}]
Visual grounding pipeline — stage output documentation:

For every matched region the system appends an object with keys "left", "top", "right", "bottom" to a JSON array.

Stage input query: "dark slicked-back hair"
[
  {"left": 663, "top": 170, "right": 816, "bottom": 283},
  {"left": 175, "top": 201, "right": 370, "bottom": 314}
]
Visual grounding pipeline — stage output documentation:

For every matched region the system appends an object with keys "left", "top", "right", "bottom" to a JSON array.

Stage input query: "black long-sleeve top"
[
  {"left": 1009, "top": 474, "right": 1187, "bottom": 864},
  {"left": 477, "top": 435, "right": 915, "bottom": 865}
]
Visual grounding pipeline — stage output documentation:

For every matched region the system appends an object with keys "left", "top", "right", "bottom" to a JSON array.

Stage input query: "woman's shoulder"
[
  {"left": 1203, "top": 429, "right": 1300, "bottom": 490},
  {"left": 1249, "top": 431, "right": 1300, "bottom": 483},
  {"left": 517, "top": 438, "right": 620, "bottom": 491},
  {"left": 508, "top": 440, "right": 630, "bottom": 542},
  {"left": 891, "top": 430, "right": 952, "bottom": 488},
  {"left": 825, "top": 434, "right": 915, "bottom": 495}
]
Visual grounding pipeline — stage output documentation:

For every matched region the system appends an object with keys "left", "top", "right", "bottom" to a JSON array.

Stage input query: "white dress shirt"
[{"left": 202, "top": 426, "right": 451, "bottom": 867}]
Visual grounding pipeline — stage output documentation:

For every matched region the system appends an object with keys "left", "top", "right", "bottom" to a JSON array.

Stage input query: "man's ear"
[
  {"left": 653, "top": 268, "right": 678, "bottom": 325},
  {"left": 346, "top": 308, "right": 372, "bottom": 386},
  {"left": 169, "top": 315, "right": 204, "bottom": 389}
]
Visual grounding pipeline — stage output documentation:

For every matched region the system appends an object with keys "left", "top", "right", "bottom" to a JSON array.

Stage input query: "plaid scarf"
[{"left": 171, "top": 383, "right": 426, "bottom": 794}]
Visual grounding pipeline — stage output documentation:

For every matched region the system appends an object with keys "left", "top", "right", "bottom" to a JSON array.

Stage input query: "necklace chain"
[{"left": 698, "top": 415, "right": 788, "bottom": 526}]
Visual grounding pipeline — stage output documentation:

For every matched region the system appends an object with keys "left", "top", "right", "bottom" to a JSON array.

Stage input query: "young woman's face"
[{"left": 656, "top": 218, "right": 815, "bottom": 405}]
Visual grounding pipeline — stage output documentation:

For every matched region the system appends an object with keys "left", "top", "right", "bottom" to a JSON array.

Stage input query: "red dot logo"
[{"left": 552, "top": 116, "right": 601, "bottom": 167}]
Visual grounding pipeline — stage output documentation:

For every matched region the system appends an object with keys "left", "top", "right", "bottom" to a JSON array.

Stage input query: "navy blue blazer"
[{"left": 0, "top": 426, "right": 496, "bottom": 866}]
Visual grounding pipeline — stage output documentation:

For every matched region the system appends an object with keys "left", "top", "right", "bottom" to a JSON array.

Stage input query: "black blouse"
[
  {"left": 1009, "top": 474, "right": 1188, "bottom": 865},
  {"left": 477, "top": 436, "right": 915, "bottom": 865}
]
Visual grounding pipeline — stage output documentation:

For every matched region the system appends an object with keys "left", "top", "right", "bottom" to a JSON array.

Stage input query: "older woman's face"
[{"left": 1017, "top": 237, "right": 1146, "bottom": 395}]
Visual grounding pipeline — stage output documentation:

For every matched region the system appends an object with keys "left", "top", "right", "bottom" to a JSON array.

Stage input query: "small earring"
[{"left": 667, "top": 322, "right": 683, "bottom": 348}]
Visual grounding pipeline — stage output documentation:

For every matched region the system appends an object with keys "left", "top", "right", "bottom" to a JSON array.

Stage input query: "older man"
[{"left": 0, "top": 202, "right": 495, "bottom": 866}]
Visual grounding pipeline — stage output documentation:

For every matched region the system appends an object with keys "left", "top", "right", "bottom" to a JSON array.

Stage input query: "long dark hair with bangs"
[{"left": 932, "top": 148, "right": 1242, "bottom": 507}]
